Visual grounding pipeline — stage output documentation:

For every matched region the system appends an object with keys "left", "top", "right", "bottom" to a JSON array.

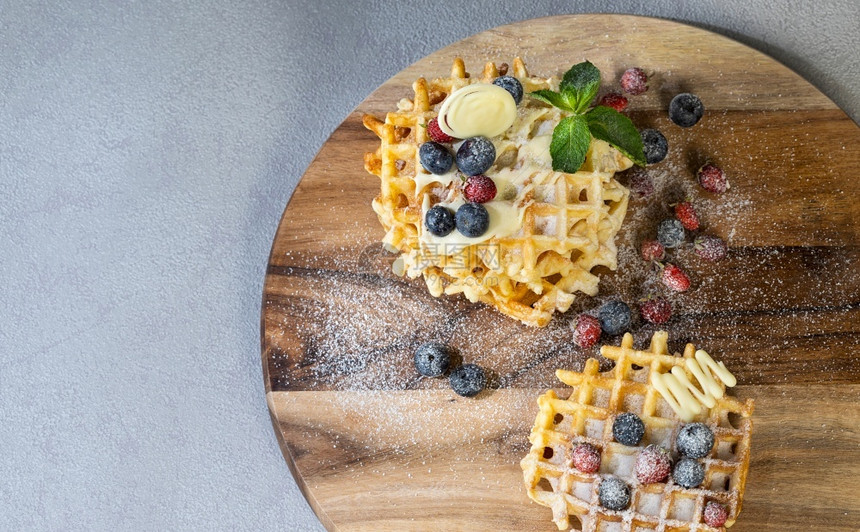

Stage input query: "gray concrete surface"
[{"left": 1, "top": 1, "right": 857, "bottom": 530}]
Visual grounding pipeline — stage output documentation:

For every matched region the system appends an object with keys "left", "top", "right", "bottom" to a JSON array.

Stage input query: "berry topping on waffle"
[{"left": 521, "top": 331, "right": 754, "bottom": 531}]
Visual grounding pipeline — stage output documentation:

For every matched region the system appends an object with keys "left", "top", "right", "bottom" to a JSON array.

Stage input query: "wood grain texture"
[{"left": 261, "top": 15, "right": 860, "bottom": 531}]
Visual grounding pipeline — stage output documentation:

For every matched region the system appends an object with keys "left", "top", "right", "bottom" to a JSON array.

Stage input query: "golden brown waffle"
[
  {"left": 521, "top": 331, "right": 754, "bottom": 531},
  {"left": 363, "top": 58, "right": 632, "bottom": 327}
]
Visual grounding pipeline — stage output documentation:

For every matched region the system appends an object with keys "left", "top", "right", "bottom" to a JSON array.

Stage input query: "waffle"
[
  {"left": 520, "top": 331, "right": 754, "bottom": 531},
  {"left": 363, "top": 58, "right": 632, "bottom": 327}
]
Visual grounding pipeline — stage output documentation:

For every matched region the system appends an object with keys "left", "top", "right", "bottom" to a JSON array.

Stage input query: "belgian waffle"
[
  {"left": 520, "top": 331, "right": 754, "bottom": 530},
  {"left": 363, "top": 58, "right": 632, "bottom": 327}
]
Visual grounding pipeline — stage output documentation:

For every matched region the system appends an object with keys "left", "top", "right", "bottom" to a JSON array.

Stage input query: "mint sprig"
[{"left": 529, "top": 61, "right": 646, "bottom": 172}]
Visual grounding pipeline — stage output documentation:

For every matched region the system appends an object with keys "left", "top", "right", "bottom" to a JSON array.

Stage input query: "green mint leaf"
[
  {"left": 530, "top": 89, "right": 576, "bottom": 112},
  {"left": 560, "top": 61, "right": 601, "bottom": 114},
  {"left": 585, "top": 106, "right": 647, "bottom": 166},
  {"left": 550, "top": 115, "right": 591, "bottom": 173}
]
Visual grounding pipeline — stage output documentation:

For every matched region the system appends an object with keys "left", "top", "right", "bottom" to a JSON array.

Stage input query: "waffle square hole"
[
  {"left": 596, "top": 517, "right": 624, "bottom": 532},
  {"left": 622, "top": 393, "right": 645, "bottom": 415},
  {"left": 573, "top": 480, "right": 594, "bottom": 502},
  {"left": 592, "top": 387, "right": 611, "bottom": 408},
  {"left": 708, "top": 470, "right": 734, "bottom": 492},
  {"left": 534, "top": 215, "right": 557, "bottom": 236},
  {"left": 646, "top": 426, "right": 674, "bottom": 449},
  {"left": 635, "top": 492, "right": 665, "bottom": 517},
  {"left": 553, "top": 412, "right": 573, "bottom": 433},
  {"left": 716, "top": 440, "right": 738, "bottom": 461},
  {"left": 601, "top": 448, "right": 637, "bottom": 477},
  {"left": 585, "top": 418, "right": 606, "bottom": 439},
  {"left": 667, "top": 493, "right": 698, "bottom": 522}
]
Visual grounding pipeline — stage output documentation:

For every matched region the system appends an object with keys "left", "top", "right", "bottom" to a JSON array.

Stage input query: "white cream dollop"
[{"left": 437, "top": 83, "right": 517, "bottom": 139}]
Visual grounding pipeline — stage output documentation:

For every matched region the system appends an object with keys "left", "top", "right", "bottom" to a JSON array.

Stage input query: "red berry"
[
  {"left": 640, "top": 240, "right": 665, "bottom": 262},
  {"left": 662, "top": 263, "right": 690, "bottom": 292},
  {"left": 628, "top": 168, "right": 654, "bottom": 198},
  {"left": 463, "top": 174, "right": 497, "bottom": 203},
  {"left": 703, "top": 501, "right": 729, "bottom": 527},
  {"left": 694, "top": 235, "right": 728, "bottom": 262},
  {"left": 674, "top": 201, "right": 700, "bottom": 231},
  {"left": 599, "top": 92, "right": 628, "bottom": 112},
  {"left": 571, "top": 443, "right": 601, "bottom": 473},
  {"left": 572, "top": 314, "right": 601, "bottom": 349},
  {"left": 634, "top": 445, "right": 671, "bottom": 484},
  {"left": 697, "top": 163, "right": 729, "bottom": 193},
  {"left": 427, "top": 117, "right": 456, "bottom": 143},
  {"left": 640, "top": 297, "right": 672, "bottom": 324},
  {"left": 620, "top": 67, "right": 648, "bottom": 95}
]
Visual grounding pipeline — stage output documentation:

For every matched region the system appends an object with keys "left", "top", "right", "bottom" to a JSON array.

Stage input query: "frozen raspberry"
[
  {"left": 694, "top": 235, "right": 728, "bottom": 262},
  {"left": 570, "top": 443, "right": 601, "bottom": 473},
  {"left": 697, "top": 163, "right": 729, "bottom": 194},
  {"left": 463, "top": 174, "right": 497, "bottom": 203},
  {"left": 620, "top": 67, "right": 648, "bottom": 95},
  {"left": 426, "top": 117, "right": 456, "bottom": 143},
  {"left": 572, "top": 314, "right": 602, "bottom": 349},
  {"left": 599, "top": 92, "right": 628, "bottom": 111},
  {"left": 703, "top": 501, "right": 729, "bottom": 527},
  {"left": 640, "top": 297, "right": 671, "bottom": 325},
  {"left": 635, "top": 445, "right": 672, "bottom": 484},
  {"left": 641, "top": 240, "right": 665, "bottom": 262},
  {"left": 662, "top": 263, "right": 690, "bottom": 292},
  {"left": 674, "top": 201, "right": 700, "bottom": 231},
  {"left": 628, "top": 169, "right": 654, "bottom": 198}
]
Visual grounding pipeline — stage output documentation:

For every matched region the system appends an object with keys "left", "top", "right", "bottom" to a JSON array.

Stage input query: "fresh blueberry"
[
  {"left": 419, "top": 141, "right": 454, "bottom": 174},
  {"left": 599, "top": 300, "right": 631, "bottom": 336},
  {"left": 656, "top": 218, "right": 685, "bottom": 249},
  {"left": 669, "top": 93, "right": 704, "bottom": 128},
  {"left": 672, "top": 458, "right": 705, "bottom": 488},
  {"left": 413, "top": 342, "right": 452, "bottom": 377},
  {"left": 598, "top": 477, "right": 631, "bottom": 511},
  {"left": 456, "top": 136, "right": 496, "bottom": 176},
  {"left": 492, "top": 75, "right": 523, "bottom": 104},
  {"left": 676, "top": 423, "right": 715, "bottom": 459},
  {"left": 449, "top": 363, "right": 486, "bottom": 397},
  {"left": 425, "top": 205, "right": 455, "bottom": 237},
  {"left": 455, "top": 202, "right": 490, "bottom": 237},
  {"left": 612, "top": 412, "right": 645, "bottom": 446},
  {"left": 640, "top": 128, "right": 668, "bottom": 164}
]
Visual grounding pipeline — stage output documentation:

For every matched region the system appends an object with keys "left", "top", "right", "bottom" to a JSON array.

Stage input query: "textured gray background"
[{"left": 1, "top": 1, "right": 857, "bottom": 530}]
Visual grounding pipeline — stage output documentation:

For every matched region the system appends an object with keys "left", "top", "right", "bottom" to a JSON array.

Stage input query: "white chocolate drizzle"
[{"left": 651, "top": 350, "right": 738, "bottom": 422}]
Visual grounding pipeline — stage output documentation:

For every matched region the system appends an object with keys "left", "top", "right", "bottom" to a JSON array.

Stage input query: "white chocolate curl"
[
  {"left": 651, "top": 349, "right": 737, "bottom": 422},
  {"left": 437, "top": 83, "right": 517, "bottom": 139}
]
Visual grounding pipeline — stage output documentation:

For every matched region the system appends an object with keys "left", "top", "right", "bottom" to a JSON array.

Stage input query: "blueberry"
[
  {"left": 676, "top": 423, "right": 715, "bottom": 459},
  {"left": 612, "top": 412, "right": 645, "bottom": 446},
  {"left": 656, "top": 218, "right": 685, "bottom": 249},
  {"left": 419, "top": 141, "right": 454, "bottom": 174},
  {"left": 456, "top": 136, "right": 496, "bottom": 176},
  {"left": 672, "top": 458, "right": 705, "bottom": 488},
  {"left": 640, "top": 128, "right": 668, "bottom": 164},
  {"left": 425, "top": 205, "right": 455, "bottom": 236},
  {"left": 449, "top": 363, "right": 486, "bottom": 397},
  {"left": 413, "top": 342, "right": 452, "bottom": 377},
  {"left": 598, "top": 300, "right": 631, "bottom": 336},
  {"left": 492, "top": 75, "right": 523, "bottom": 104},
  {"left": 669, "top": 93, "right": 704, "bottom": 128},
  {"left": 598, "top": 477, "right": 631, "bottom": 511},
  {"left": 455, "top": 202, "right": 490, "bottom": 237}
]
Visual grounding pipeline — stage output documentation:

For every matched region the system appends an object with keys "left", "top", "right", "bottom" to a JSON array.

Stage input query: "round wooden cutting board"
[{"left": 262, "top": 15, "right": 859, "bottom": 531}]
